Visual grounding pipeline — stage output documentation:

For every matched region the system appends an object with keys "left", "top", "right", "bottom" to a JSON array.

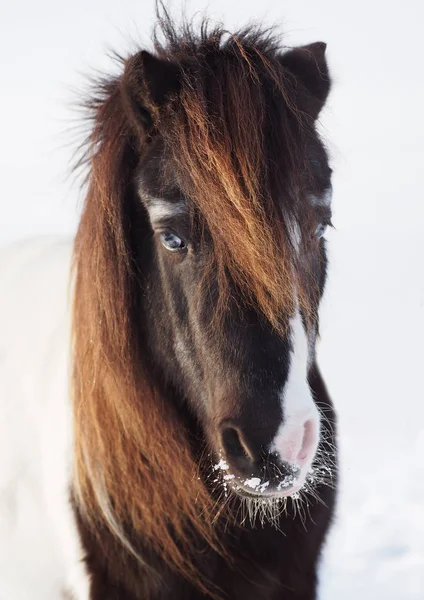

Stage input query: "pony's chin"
[
  {"left": 227, "top": 474, "right": 305, "bottom": 500},
  {"left": 233, "top": 485, "right": 302, "bottom": 500}
]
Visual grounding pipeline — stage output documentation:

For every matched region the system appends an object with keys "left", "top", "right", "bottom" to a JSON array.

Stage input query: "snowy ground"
[{"left": 319, "top": 227, "right": 424, "bottom": 599}]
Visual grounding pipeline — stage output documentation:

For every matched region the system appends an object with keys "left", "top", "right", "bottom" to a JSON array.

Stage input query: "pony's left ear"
[
  {"left": 120, "top": 50, "right": 181, "bottom": 137},
  {"left": 280, "top": 42, "right": 330, "bottom": 120}
]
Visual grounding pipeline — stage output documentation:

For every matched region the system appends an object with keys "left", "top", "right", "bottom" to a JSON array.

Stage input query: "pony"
[{"left": 0, "top": 12, "right": 337, "bottom": 600}]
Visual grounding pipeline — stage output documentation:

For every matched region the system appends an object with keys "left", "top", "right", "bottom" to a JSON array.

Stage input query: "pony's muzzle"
[{"left": 218, "top": 415, "right": 319, "bottom": 497}]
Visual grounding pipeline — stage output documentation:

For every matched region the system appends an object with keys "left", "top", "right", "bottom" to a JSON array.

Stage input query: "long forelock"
[{"left": 154, "top": 20, "right": 315, "bottom": 328}]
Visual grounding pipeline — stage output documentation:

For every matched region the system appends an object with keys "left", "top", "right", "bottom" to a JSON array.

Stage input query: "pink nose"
[{"left": 272, "top": 416, "right": 319, "bottom": 467}]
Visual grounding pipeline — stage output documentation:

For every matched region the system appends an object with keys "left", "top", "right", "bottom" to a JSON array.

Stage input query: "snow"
[
  {"left": 213, "top": 459, "right": 230, "bottom": 471},
  {"left": 244, "top": 477, "right": 262, "bottom": 490},
  {"left": 318, "top": 228, "right": 424, "bottom": 599},
  {"left": 1, "top": 0, "right": 423, "bottom": 598}
]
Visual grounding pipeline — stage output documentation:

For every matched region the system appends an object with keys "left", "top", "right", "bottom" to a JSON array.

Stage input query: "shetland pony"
[{"left": 0, "top": 14, "right": 337, "bottom": 600}]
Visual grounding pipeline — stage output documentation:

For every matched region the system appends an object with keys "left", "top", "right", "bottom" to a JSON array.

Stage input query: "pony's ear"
[
  {"left": 121, "top": 50, "right": 181, "bottom": 136},
  {"left": 280, "top": 42, "right": 330, "bottom": 120}
]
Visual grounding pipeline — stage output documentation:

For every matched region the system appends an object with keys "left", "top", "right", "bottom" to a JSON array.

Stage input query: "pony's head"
[{"left": 73, "top": 13, "right": 333, "bottom": 591}]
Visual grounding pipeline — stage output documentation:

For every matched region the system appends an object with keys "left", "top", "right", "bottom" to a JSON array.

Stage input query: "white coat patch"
[{"left": 0, "top": 239, "right": 90, "bottom": 600}]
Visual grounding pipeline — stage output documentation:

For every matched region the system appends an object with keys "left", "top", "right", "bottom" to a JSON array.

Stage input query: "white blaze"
[{"left": 271, "top": 309, "right": 320, "bottom": 472}]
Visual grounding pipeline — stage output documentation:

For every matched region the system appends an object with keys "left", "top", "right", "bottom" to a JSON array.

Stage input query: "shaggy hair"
[{"left": 72, "top": 11, "right": 329, "bottom": 597}]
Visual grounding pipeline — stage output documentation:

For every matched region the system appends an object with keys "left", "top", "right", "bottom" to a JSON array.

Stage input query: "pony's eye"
[
  {"left": 160, "top": 231, "right": 186, "bottom": 252},
  {"left": 315, "top": 223, "right": 328, "bottom": 239}
]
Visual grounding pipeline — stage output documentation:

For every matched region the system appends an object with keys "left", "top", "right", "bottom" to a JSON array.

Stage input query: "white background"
[{"left": 1, "top": 1, "right": 423, "bottom": 598}]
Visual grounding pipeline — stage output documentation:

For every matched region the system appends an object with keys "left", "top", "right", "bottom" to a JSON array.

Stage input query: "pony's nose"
[{"left": 219, "top": 415, "right": 318, "bottom": 485}]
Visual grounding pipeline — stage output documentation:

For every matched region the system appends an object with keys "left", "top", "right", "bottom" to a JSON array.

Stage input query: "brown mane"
[
  {"left": 72, "top": 76, "right": 224, "bottom": 596},
  {"left": 72, "top": 12, "right": 329, "bottom": 597}
]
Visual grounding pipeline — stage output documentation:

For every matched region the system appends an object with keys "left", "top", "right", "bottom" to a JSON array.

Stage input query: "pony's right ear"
[{"left": 120, "top": 51, "right": 181, "bottom": 136}]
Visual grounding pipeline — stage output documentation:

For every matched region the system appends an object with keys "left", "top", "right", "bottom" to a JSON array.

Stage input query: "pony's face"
[
  {"left": 122, "top": 39, "right": 333, "bottom": 499},
  {"left": 137, "top": 152, "right": 331, "bottom": 500}
]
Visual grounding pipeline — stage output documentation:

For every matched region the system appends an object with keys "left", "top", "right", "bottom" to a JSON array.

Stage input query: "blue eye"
[
  {"left": 315, "top": 223, "right": 328, "bottom": 239},
  {"left": 160, "top": 231, "right": 186, "bottom": 252}
]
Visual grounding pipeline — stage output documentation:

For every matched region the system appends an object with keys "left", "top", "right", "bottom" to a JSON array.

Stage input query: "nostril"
[{"left": 220, "top": 426, "right": 254, "bottom": 464}]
